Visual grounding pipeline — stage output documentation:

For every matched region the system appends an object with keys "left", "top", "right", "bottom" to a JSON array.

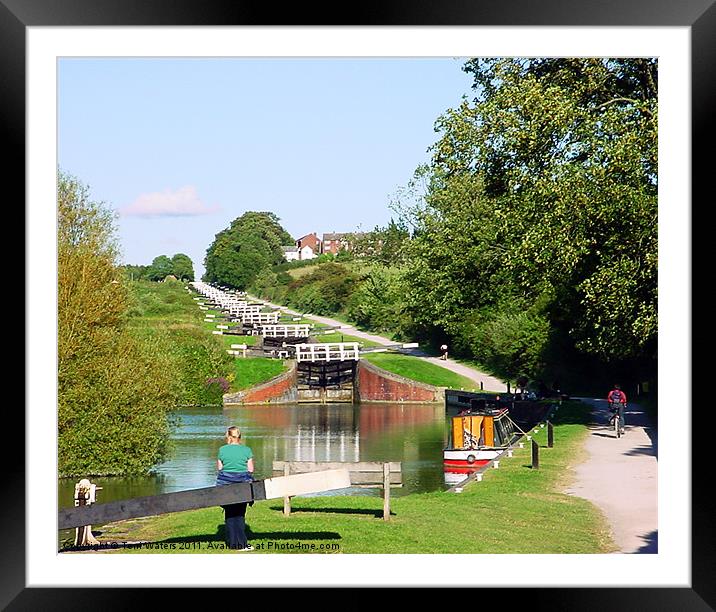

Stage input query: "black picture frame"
[{"left": 7, "top": 0, "right": 710, "bottom": 608}]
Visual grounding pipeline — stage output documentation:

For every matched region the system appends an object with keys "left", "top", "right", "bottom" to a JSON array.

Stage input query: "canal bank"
[
  {"left": 221, "top": 359, "right": 446, "bottom": 406},
  {"left": 250, "top": 294, "right": 505, "bottom": 392},
  {"left": 66, "top": 401, "right": 615, "bottom": 554}
]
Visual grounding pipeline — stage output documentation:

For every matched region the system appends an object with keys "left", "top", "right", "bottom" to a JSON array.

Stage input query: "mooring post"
[
  {"left": 531, "top": 439, "right": 540, "bottom": 470},
  {"left": 480, "top": 381, "right": 484, "bottom": 390},
  {"left": 383, "top": 462, "right": 391, "bottom": 521},
  {"left": 547, "top": 421, "right": 554, "bottom": 448},
  {"left": 283, "top": 464, "right": 291, "bottom": 516}
]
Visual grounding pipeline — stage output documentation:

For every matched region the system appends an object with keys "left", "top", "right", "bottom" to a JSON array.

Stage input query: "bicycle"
[{"left": 608, "top": 401, "right": 626, "bottom": 438}]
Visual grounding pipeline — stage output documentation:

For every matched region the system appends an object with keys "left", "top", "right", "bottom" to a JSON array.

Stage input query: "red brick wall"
[
  {"left": 297, "top": 233, "right": 321, "bottom": 252},
  {"left": 224, "top": 363, "right": 297, "bottom": 405},
  {"left": 357, "top": 360, "right": 443, "bottom": 403}
]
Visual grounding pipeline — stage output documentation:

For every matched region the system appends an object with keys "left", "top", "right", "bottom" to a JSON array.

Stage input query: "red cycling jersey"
[{"left": 607, "top": 389, "right": 627, "bottom": 404}]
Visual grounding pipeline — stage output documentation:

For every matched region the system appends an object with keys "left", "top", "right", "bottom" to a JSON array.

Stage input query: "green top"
[{"left": 218, "top": 443, "right": 253, "bottom": 472}]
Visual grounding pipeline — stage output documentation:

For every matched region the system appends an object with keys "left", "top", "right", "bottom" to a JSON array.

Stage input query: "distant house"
[
  {"left": 322, "top": 232, "right": 366, "bottom": 255},
  {"left": 281, "top": 245, "right": 300, "bottom": 262},
  {"left": 295, "top": 233, "right": 321, "bottom": 260}
]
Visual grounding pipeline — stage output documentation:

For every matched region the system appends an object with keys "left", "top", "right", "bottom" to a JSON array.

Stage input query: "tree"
[
  {"left": 171, "top": 253, "right": 195, "bottom": 281},
  {"left": 401, "top": 58, "right": 657, "bottom": 381},
  {"left": 148, "top": 255, "right": 173, "bottom": 281},
  {"left": 58, "top": 170, "right": 178, "bottom": 476},
  {"left": 204, "top": 212, "right": 293, "bottom": 289},
  {"left": 351, "top": 219, "right": 411, "bottom": 265}
]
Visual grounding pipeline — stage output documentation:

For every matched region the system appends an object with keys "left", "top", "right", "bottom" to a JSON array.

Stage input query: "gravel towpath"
[{"left": 565, "top": 398, "right": 658, "bottom": 553}]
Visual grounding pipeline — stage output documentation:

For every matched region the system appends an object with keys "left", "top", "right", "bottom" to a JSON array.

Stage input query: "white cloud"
[{"left": 121, "top": 186, "right": 219, "bottom": 217}]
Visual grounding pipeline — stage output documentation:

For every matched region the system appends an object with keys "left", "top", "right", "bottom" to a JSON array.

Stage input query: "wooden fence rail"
[
  {"left": 59, "top": 470, "right": 350, "bottom": 530},
  {"left": 272, "top": 461, "right": 402, "bottom": 520}
]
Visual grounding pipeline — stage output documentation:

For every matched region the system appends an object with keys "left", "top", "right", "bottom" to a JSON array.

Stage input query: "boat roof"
[{"left": 456, "top": 407, "right": 509, "bottom": 417}]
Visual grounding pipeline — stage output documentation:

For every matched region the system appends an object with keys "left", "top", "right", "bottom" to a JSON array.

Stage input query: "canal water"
[{"left": 58, "top": 402, "right": 454, "bottom": 515}]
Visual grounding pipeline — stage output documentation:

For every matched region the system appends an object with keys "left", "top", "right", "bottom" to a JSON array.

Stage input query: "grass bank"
[
  {"left": 128, "top": 281, "right": 288, "bottom": 398},
  {"left": 363, "top": 352, "right": 479, "bottom": 390},
  {"left": 82, "top": 401, "right": 613, "bottom": 554}
]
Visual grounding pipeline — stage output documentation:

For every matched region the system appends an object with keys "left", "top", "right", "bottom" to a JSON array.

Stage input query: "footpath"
[
  {"left": 255, "top": 295, "right": 660, "bottom": 554},
  {"left": 565, "top": 398, "right": 658, "bottom": 553},
  {"left": 255, "top": 297, "right": 505, "bottom": 392}
]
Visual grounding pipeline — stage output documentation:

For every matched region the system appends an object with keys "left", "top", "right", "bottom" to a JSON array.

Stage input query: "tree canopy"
[
  {"left": 399, "top": 58, "right": 657, "bottom": 382},
  {"left": 203, "top": 211, "right": 293, "bottom": 289},
  {"left": 170, "top": 253, "right": 195, "bottom": 281},
  {"left": 58, "top": 170, "right": 178, "bottom": 476}
]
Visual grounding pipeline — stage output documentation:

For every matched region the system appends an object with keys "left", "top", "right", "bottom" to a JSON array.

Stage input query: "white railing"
[
  {"left": 295, "top": 343, "right": 360, "bottom": 362},
  {"left": 261, "top": 324, "right": 311, "bottom": 337},
  {"left": 228, "top": 305, "right": 261, "bottom": 315},
  {"left": 240, "top": 311, "right": 281, "bottom": 324}
]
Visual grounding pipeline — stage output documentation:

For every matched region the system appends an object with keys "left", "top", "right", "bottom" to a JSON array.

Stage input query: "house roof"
[
  {"left": 296, "top": 233, "right": 320, "bottom": 242},
  {"left": 323, "top": 232, "right": 367, "bottom": 241}
]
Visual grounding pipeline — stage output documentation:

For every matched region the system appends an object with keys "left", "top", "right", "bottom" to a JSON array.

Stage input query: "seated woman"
[{"left": 216, "top": 426, "right": 254, "bottom": 551}]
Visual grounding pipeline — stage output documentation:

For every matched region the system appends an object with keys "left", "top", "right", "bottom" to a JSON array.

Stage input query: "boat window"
[{"left": 494, "top": 418, "right": 512, "bottom": 446}]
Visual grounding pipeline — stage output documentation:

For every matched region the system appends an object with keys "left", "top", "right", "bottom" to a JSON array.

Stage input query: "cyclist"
[{"left": 607, "top": 384, "right": 627, "bottom": 434}]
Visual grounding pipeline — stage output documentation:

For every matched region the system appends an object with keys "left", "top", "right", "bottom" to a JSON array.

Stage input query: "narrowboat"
[{"left": 443, "top": 399, "right": 518, "bottom": 470}]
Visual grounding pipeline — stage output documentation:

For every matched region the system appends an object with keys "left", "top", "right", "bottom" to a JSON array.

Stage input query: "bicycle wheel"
[{"left": 615, "top": 414, "right": 621, "bottom": 438}]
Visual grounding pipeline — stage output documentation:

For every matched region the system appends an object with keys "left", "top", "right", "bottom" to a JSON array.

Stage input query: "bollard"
[
  {"left": 475, "top": 473, "right": 483, "bottom": 482},
  {"left": 493, "top": 461, "right": 499, "bottom": 469},
  {"left": 548, "top": 421, "right": 554, "bottom": 448},
  {"left": 480, "top": 382, "right": 484, "bottom": 390},
  {"left": 74, "top": 479, "right": 101, "bottom": 546},
  {"left": 531, "top": 439, "right": 540, "bottom": 470}
]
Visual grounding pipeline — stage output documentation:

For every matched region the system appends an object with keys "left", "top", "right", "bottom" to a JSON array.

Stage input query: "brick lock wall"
[
  {"left": 223, "top": 363, "right": 297, "bottom": 405},
  {"left": 356, "top": 360, "right": 442, "bottom": 403}
]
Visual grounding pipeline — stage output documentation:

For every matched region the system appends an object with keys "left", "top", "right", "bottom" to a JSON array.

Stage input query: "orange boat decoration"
[{"left": 443, "top": 399, "right": 518, "bottom": 471}]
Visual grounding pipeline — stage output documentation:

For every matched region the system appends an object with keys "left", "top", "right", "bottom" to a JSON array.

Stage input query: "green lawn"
[
  {"left": 363, "top": 352, "right": 481, "bottom": 390},
  {"left": 313, "top": 332, "right": 382, "bottom": 348},
  {"left": 81, "top": 401, "right": 614, "bottom": 554},
  {"left": 221, "top": 334, "right": 258, "bottom": 348},
  {"left": 232, "top": 358, "right": 288, "bottom": 391}
]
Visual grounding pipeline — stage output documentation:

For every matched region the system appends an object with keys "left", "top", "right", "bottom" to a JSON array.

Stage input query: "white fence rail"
[
  {"left": 260, "top": 324, "right": 311, "bottom": 337},
  {"left": 295, "top": 342, "right": 360, "bottom": 363}
]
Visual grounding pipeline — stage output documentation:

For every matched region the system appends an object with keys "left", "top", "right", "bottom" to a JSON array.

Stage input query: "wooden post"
[
  {"left": 382, "top": 462, "right": 391, "bottom": 521},
  {"left": 480, "top": 381, "right": 484, "bottom": 390},
  {"left": 283, "top": 463, "right": 291, "bottom": 516},
  {"left": 531, "top": 439, "right": 540, "bottom": 469},
  {"left": 547, "top": 421, "right": 554, "bottom": 448}
]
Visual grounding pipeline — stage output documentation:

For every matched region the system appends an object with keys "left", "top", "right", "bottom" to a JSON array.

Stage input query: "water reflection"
[{"left": 59, "top": 402, "right": 447, "bottom": 510}]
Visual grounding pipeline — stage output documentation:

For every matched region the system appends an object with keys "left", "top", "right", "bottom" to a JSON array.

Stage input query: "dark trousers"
[
  {"left": 222, "top": 502, "right": 248, "bottom": 549},
  {"left": 609, "top": 402, "right": 626, "bottom": 428},
  {"left": 216, "top": 470, "right": 253, "bottom": 549}
]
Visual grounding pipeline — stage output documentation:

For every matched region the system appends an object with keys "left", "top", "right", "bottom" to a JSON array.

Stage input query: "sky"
[{"left": 58, "top": 58, "right": 475, "bottom": 278}]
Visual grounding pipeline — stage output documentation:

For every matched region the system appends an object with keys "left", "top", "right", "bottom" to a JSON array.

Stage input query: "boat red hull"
[{"left": 443, "top": 459, "right": 490, "bottom": 470}]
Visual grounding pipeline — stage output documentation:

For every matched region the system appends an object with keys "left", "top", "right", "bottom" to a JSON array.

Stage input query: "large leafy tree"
[
  {"left": 147, "top": 255, "right": 174, "bottom": 281},
  {"left": 171, "top": 253, "right": 195, "bottom": 281},
  {"left": 204, "top": 212, "right": 293, "bottom": 289},
  {"left": 402, "top": 58, "right": 657, "bottom": 381},
  {"left": 58, "top": 171, "right": 178, "bottom": 476}
]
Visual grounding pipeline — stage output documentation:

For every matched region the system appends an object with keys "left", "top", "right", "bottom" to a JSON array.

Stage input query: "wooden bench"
[{"left": 272, "top": 460, "right": 402, "bottom": 521}]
